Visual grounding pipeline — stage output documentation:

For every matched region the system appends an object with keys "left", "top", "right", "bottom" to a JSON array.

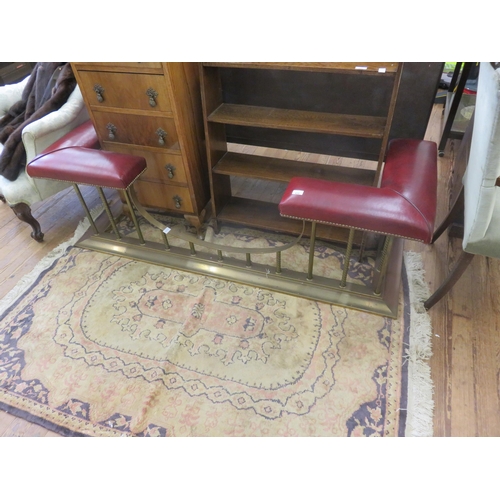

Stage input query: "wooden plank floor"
[
  {"left": 406, "top": 104, "right": 500, "bottom": 436},
  {"left": 1, "top": 104, "right": 499, "bottom": 436}
]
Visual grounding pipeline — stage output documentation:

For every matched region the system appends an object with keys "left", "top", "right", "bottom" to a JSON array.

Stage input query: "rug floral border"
[{"left": 0, "top": 246, "right": 411, "bottom": 437}]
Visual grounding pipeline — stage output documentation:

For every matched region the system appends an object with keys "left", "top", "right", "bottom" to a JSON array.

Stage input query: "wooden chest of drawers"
[{"left": 71, "top": 62, "right": 210, "bottom": 230}]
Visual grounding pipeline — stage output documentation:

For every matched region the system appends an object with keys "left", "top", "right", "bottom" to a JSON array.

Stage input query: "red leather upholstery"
[
  {"left": 38, "top": 120, "right": 100, "bottom": 155},
  {"left": 27, "top": 147, "right": 147, "bottom": 190},
  {"left": 380, "top": 139, "right": 437, "bottom": 238},
  {"left": 279, "top": 139, "right": 437, "bottom": 243}
]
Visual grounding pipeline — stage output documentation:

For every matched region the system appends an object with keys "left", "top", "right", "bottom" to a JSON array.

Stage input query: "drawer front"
[
  {"left": 134, "top": 180, "right": 193, "bottom": 213},
  {"left": 78, "top": 71, "right": 171, "bottom": 112},
  {"left": 104, "top": 144, "right": 188, "bottom": 185},
  {"left": 93, "top": 111, "right": 179, "bottom": 149}
]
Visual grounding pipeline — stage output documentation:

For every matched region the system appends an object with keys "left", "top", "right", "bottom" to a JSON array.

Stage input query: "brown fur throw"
[{"left": 0, "top": 62, "right": 76, "bottom": 181}]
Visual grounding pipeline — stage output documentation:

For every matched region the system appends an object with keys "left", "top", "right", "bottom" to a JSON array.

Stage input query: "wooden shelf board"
[
  {"left": 208, "top": 104, "right": 386, "bottom": 138},
  {"left": 213, "top": 151, "right": 376, "bottom": 185},
  {"left": 216, "top": 197, "right": 363, "bottom": 244},
  {"left": 202, "top": 62, "right": 398, "bottom": 74}
]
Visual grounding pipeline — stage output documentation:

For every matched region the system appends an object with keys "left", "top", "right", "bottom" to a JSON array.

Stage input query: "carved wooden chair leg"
[
  {"left": 11, "top": 202, "right": 44, "bottom": 242},
  {"left": 424, "top": 251, "right": 475, "bottom": 310}
]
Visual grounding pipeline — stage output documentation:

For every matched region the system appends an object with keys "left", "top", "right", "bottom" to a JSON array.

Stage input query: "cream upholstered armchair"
[
  {"left": 425, "top": 62, "right": 500, "bottom": 308},
  {"left": 0, "top": 76, "right": 90, "bottom": 241}
]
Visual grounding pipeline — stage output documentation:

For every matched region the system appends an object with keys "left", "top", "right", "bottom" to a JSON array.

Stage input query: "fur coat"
[{"left": 0, "top": 62, "right": 76, "bottom": 181}]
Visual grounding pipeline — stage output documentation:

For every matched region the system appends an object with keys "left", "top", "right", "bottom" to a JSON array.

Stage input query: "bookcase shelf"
[
  {"left": 213, "top": 151, "right": 376, "bottom": 185},
  {"left": 200, "top": 62, "right": 404, "bottom": 242},
  {"left": 207, "top": 104, "right": 387, "bottom": 138}
]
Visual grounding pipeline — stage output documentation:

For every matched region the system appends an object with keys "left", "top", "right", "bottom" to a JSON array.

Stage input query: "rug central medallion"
[{"left": 53, "top": 253, "right": 353, "bottom": 419}]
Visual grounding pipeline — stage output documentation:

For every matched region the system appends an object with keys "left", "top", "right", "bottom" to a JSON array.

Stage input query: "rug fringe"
[
  {"left": 0, "top": 205, "right": 104, "bottom": 317},
  {"left": 403, "top": 251, "right": 435, "bottom": 437}
]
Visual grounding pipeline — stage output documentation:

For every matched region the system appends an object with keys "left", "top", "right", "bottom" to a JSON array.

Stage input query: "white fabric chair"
[
  {"left": 0, "top": 76, "right": 90, "bottom": 241},
  {"left": 425, "top": 62, "right": 500, "bottom": 308},
  {"left": 462, "top": 62, "right": 500, "bottom": 257}
]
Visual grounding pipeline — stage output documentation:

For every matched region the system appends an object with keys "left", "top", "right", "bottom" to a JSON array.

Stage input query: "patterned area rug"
[{"left": 0, "top": 215, "right": 434, "bottom": 437}]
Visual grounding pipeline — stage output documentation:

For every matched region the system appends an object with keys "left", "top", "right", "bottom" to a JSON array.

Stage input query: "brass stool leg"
[
  {"left": 358, "top": 231, "right": 367, "bottom": 262},
  {"left": 374, "top": 236, "right": 394, "bottom": 295},
  {"left": 162, "top": 232, "right": 170, "bottom": 250},
  {"left": 73, "top": 184, "right": 99, "bottom": 234},
  {"left": 123, "top": 188, "right": 145, "bottom": 244},
  {"left": 340, "top": 228, "right": 355, "bottom": 288},
  {"left": 375, "top": 234, "right": 385, "bottom": 262},
  {"left": 307, "top": 221, "right": 317, "bottom": 280},
  {"left": 276, "top": 251, "right": 282, "bottom": 274},
  {"left": 97, "top": 187, "right": 121, "bottom": 239}
]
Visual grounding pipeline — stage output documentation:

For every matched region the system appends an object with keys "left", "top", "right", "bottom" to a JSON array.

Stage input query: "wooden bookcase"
[{"left": 200, "top": 62, "right": 403, "bottom": 241}]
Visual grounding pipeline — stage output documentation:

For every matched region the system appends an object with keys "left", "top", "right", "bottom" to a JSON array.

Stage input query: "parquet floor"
[{"left": 1, "top": 104, "right": 499, "bottom": 436}]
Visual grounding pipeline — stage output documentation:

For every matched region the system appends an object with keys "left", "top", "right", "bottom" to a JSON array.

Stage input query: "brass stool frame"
[{"left": 74, "top": 185, "right": 404, "bottom": 318}]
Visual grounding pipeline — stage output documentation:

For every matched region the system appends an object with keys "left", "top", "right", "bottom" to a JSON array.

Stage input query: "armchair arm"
[
  {"left": 0, "top": 76, "right": 29, "bottom": 117},
  {"left": 22, "top": 86, "right": 89, "bottom": 162}
]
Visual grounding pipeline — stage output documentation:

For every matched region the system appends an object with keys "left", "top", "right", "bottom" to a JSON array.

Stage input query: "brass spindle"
[
  {"left": 358, "top": 231, "right": 367, "bottom": 262},
  {"left": 340, "top": 228, "right": 355, "bottom": 288},
  {"left": 375, "top": 235, "right": 385, "bottom": 265},
  {"left": 189, "top": 242, "right": 196, "bottom": 255},
  {"left": 276, "top": 251, "right": 282, "bottom": 274},
  {"left": 73, "top": 184, "right": 99, "bottom": 234},
  {"left": 217, "top": 250, "right": 223, "bottom": 262},
  {"left": 374, "top": 236, "right": 394, "bottom": 295},
  {"left": 162, "top": 232, "right": 170, "bottom": 250},
  {"left": 123, "top": 189, "right": 145, "bottom": 244},
  {"left": 246, "top": 253, "right": 252, "bottom": 267},
  {"left": 97, "top": 187, "right": 121, "bottom": 239},
  {"left": 307, "top": 221, "right": 317, "bottom": 280}
]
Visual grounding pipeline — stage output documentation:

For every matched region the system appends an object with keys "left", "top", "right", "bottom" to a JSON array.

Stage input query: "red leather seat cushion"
[
  {"left": 279, "top": 139, "right": 437, "bottom": 243},
  {"left": 27, "top": 147, "right": 147, "bottom": 190}
]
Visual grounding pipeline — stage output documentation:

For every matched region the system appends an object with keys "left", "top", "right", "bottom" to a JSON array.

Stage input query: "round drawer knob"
[{"left": 173, "top": 195, "right": 182, "bottom": 209}]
